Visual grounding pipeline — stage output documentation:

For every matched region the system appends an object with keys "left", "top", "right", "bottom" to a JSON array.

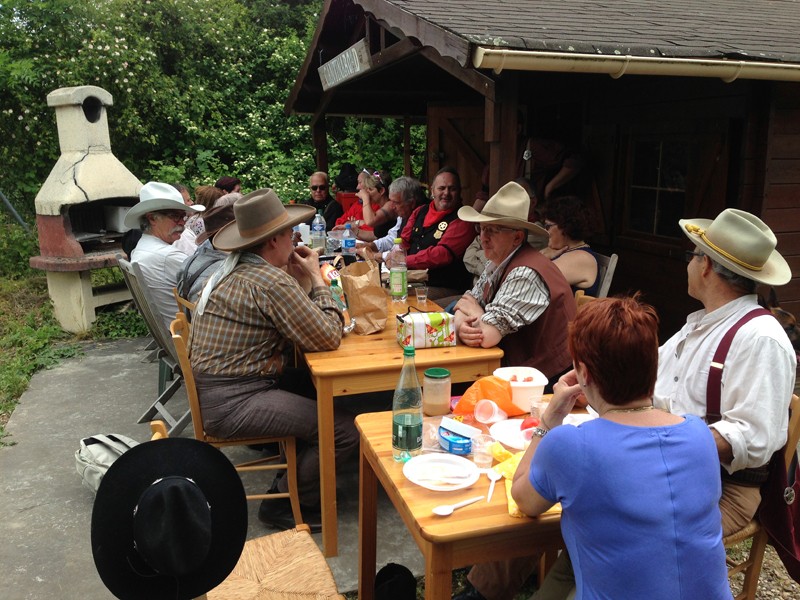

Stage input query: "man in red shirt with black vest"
[
  {"left": 454, "top": 180, "right": 576, "bottom": 389},
  {"left": 399, "top": 166, "right": 475, "bottom": 300}
]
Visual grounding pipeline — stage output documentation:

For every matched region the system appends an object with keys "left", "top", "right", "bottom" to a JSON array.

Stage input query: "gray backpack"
[{"left": 75, "top": 434, "right": 140, "bottom": 494}]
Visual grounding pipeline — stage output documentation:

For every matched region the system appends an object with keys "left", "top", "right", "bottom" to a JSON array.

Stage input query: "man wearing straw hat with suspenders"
[{"left": 527, "top": 209, "right": 797, "bottom": 600}]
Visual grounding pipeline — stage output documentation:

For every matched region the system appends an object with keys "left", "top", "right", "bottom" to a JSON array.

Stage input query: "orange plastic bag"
[{"left": 452, "top": 376, "right": 526, "bottom": 417}]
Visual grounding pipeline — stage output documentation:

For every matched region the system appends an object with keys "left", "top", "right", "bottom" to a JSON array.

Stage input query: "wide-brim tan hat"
[
  {"left": 458, "top": 181, "right": 548, "bottom": 237},
  {"left": 123, "top": 181, "right": 204, "bottom": 229},
  {"left": 679, "top": 208, "right": 790, "bottom": 286},
  {"left": 213, "top": 188, "right": 315, "bottom": 251}
]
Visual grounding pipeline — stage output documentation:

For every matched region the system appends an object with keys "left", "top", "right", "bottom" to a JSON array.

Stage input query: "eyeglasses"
[
  {"left": 685, "top": 250, "right": 704, "bottom": 263},
  {"left": 159, "top": 210, "right": 187, "bottom": 222},
  {"left": 542, "top": 221, "right": 557, "bottom": 230},
  {"left": 479, "top": 225, "right": 517, "bottom": 236},
  {"left": 310, "top": 185, "right": 328, "bottom": 191},
  {"left": 362, "top": 168, "right": 383, "bottom": 185}
]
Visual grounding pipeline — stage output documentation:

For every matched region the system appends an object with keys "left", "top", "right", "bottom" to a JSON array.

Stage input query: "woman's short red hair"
[{"left": 568, "top": 295, "right": 659, "bottom": 406}]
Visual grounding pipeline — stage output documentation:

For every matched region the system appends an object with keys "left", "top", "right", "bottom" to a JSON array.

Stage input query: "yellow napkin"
[{"left": 495, "top": 450, "right": 563, "bottom": 518}]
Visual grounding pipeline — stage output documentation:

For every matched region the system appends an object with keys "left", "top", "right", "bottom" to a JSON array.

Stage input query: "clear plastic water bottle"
[
  {"left": 310, "top": 210, "right": 326, "bottom": 250},
  {"left": 342, "top": 223, "right": 356, "bottom": 256},
  {"left": 388, "top": 237, "right": 407, "bottom": 302},
  {"left": 392, "top": 346, "right": 423, "bottom": 462}
]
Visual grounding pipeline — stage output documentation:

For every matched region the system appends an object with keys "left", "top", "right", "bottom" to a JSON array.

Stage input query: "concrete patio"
[{"left": 0, "top": 337, "right": 425, "bottom": 599}]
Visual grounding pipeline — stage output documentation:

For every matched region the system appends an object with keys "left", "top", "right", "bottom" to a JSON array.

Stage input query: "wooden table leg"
[
  {"left": 424, "top": 542, "right": 453, "bottom": 599},
  {"left": 316, "top": 377, "right": 338, "bottom": 557},
  {"left": 358, "top": 447, "right": 378, "bottom": 600}
]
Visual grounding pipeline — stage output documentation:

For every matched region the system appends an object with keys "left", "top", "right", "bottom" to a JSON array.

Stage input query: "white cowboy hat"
[
  {"left": 458, "top": 181, "right": 548, "bottom": 237},
  {"left": 123, "top": 181, "right": 204, "bottom": 229},
  {"left": 679, "top": 208, "right": 790, "bottom": 286},
  {"left": 213, "top": 188, "right": 315, "bottom": 251}
]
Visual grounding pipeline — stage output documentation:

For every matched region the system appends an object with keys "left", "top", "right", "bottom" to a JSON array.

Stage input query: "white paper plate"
[
  {"left": 489, "top": 419, "right": 528, "bottom": 450},
  {"left": 491, "top": 413, "right": 599, "bottom": 450},
  {"left": 403, "top": 453, "right": 480, "bottom": 492}
]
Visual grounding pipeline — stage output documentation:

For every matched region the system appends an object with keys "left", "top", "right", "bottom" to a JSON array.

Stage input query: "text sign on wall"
[{"left": 318, "top": 39, "right": 372, "bottom": 91}]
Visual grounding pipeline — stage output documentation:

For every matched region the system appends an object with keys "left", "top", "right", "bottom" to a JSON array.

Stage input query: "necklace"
[
  {"left": 565, "top": 242, "right": 589, "bottom": 251},
  {"left": 603, "top": 405, "right": 655, "bottom": 415}
]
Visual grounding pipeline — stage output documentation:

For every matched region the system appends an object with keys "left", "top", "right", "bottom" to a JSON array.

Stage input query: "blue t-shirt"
[{"left": 530, "top": 415, "right": 731, "bottom": 600}]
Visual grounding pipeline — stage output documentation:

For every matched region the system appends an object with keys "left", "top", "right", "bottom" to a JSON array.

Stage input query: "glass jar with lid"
[{"left": 423, "top": 367, "right": 451, "bottom": 416}]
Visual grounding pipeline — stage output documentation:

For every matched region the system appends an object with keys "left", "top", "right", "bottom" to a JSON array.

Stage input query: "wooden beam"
[
  {"left": 404, "top": 116, "right": 412, "bottom": 176},
  {"left": 312, "top": 119, "right": 329, "bottom": 173},
  {"left": 420, "top": 47, "right": 496, "bottom": 102}
]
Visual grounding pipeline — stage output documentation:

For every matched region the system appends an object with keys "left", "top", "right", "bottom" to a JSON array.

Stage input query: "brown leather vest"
[{"left": 491, "top": 244, "right": 576, "bottom": 379}]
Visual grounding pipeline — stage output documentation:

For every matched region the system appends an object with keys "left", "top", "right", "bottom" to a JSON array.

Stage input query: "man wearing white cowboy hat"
[
  {"left": 530, "top": 208, "right": 797, "bottom": 600},
  {"left": 124, "top": 181, "right": 205, "bottom": 333},
  {"left": 455, "top": 181, "right": 576, "bottom": 384},
  {"left": 190, "top": 188, "right": 358, "bottom": 533}
]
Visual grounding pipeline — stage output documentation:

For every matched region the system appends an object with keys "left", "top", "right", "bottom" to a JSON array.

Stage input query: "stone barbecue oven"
[{"left": 29, "top": 85, "right": 142, "bottom": 333}]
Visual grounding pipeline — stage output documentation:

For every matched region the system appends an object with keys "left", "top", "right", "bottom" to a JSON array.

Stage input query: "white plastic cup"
[
  {"left": 472, "top": 434, "right": 495, "bottom": 469},
  {"left": 474, "top": 399, "right": 508, "bottom": 424},
  {"left": 298, "top": 223, "right": 311, "bottom": 245}
]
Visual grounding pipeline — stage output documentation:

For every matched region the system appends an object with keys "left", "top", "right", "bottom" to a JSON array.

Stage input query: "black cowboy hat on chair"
[{"left": 91, "top": 438, "right": 247, "bottom": 600}]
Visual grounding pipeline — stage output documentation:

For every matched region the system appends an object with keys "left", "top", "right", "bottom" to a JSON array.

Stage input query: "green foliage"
[
  {"left": 0, "top": 0, "right": 425, "bottom": 219},
  {"left": 0, "top": 276, "right": 80, "bottom": 444},
  {"left": 91, "top": 305, "right": 149, "bottom": 339},
  {"left": 0, "top": 214, "right": 38, "bottom": 279}
]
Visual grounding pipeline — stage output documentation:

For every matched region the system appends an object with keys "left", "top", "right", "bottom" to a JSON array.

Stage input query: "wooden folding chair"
[
  {"left": 594, "top": 252, "right": 618, "bottom": 298},
  {"left": 574, "top": 289, "right": 597, "bottom": 310},
  {"left": 723, "top": 394, "right": 800, "bottom": 599},
  {"left": 169, "top": 318, "right": 303, "bottom": 519},
  {"left": 117, "top": 256, "right": 192, "bottom": 435}
]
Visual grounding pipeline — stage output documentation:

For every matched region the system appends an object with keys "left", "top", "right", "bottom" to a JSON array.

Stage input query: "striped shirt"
[
  {"left": 191, "top": 254, "right": 343, "bottom": 377},
  {"left": 466, "top": 246, "right": 550, "bottom": 336}
]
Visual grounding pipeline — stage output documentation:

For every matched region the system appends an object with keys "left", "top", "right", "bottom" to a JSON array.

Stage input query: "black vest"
[{"left": 409, "top": 204, "right": 472, "bottom": 291}]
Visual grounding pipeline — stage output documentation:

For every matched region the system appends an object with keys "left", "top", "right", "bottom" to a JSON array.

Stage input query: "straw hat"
[
  {"left": 91, "top": 438, "right": 247, "bottom": 600},
  {"left": 123, "top": 181, "right": 204, "bottom": 229},
  {"left": 213, "top": 188, "right": 315, "bottom": 251},
  {"left": 458, "top": 181, "right": 548, "bottom": 237},
  {"left": 680, "top": 208, "right": 790, "bottom": 286}
]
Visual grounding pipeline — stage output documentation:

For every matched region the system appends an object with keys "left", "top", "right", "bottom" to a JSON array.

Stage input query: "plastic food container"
[
  {"left": 493, "top": 366, "right": 548, "bottom": 412},
  {"left": 438, "top": 427, "right": 472, "bottom": 455},
  {"left": 423, "top": 368, "right": 451, "bottom": 416}
]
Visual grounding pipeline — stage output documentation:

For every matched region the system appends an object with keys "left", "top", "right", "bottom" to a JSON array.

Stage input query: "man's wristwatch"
[{"left": 531, "top": 426, "right": 549, "bottom": 439}]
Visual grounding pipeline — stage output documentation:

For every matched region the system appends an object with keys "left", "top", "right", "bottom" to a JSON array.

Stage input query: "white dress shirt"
[
  {"left": 131, "top": 233, "right": 189, "bottom": 334},
  {"left": 654, "top": 294, "right": 796, "bottom": 473}
]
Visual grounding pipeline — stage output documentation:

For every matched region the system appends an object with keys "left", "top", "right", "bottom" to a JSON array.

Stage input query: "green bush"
[
  {"left": 0, "top": 214, "right": 38, "bottom": 279},
  {"left": 91, "top": 305, "right": 149, "bottom": 339}
]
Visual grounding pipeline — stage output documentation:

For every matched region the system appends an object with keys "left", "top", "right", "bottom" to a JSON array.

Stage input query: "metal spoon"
[
  {"left": 486, "top": 469, "right": 502, "bottom": 502},
  {"left": 432, "top": 495, "right": 484, "bottom": 516}
]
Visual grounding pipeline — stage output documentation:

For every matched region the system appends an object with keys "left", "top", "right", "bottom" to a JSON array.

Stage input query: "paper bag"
[
  {"left": 339, "top": 260, "right": 387, "bottom": 335},
  {"left": 396, "top": 307, "right": 456, "bottom": 348}
]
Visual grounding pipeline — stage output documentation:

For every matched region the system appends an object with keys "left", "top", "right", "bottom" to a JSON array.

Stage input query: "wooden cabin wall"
[{"left": 761, "top": 82, "right": 800, "bottom": 317}]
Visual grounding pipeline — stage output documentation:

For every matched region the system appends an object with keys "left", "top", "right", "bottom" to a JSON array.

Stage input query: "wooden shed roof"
[{"left": 287, "top": 0, "right": 800, "bottom": 116}]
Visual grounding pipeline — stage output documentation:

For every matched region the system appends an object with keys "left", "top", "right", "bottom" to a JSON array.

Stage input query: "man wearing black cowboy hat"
[{"left": 190, "top": 189, "right": 359, "bottom": 532}]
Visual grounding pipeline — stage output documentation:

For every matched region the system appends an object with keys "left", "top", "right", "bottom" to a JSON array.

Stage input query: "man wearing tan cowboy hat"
[
  {"left": 124, "top": 181, "right": 205, "bottom": 333},
  {"left": 531, "top": 208, "right": 797, "bottom": 600},
  {"left": 455, "top": 180, "right": 576, "bottom": 384},
  {"left": 451, "top": 180, "right": 577, "bottom": 600},
  {"left": 190, "top": 188, "right": 358, "bottom": 533}
]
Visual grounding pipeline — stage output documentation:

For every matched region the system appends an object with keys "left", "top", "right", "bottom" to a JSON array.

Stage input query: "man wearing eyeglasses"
[
  {"left": 299, "top": 171, "right": 341, "bottom": 230},
  {"left": 455, "top": 180, "right": 575, "bottom": 385},
  {"left": 123, "top": 181, "right": 204, "bottom": 333}
]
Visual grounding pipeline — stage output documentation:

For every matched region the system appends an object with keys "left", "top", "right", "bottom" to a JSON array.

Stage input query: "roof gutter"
[{"left": 473, "top": 47, "right": 800, "bottom": 83}]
